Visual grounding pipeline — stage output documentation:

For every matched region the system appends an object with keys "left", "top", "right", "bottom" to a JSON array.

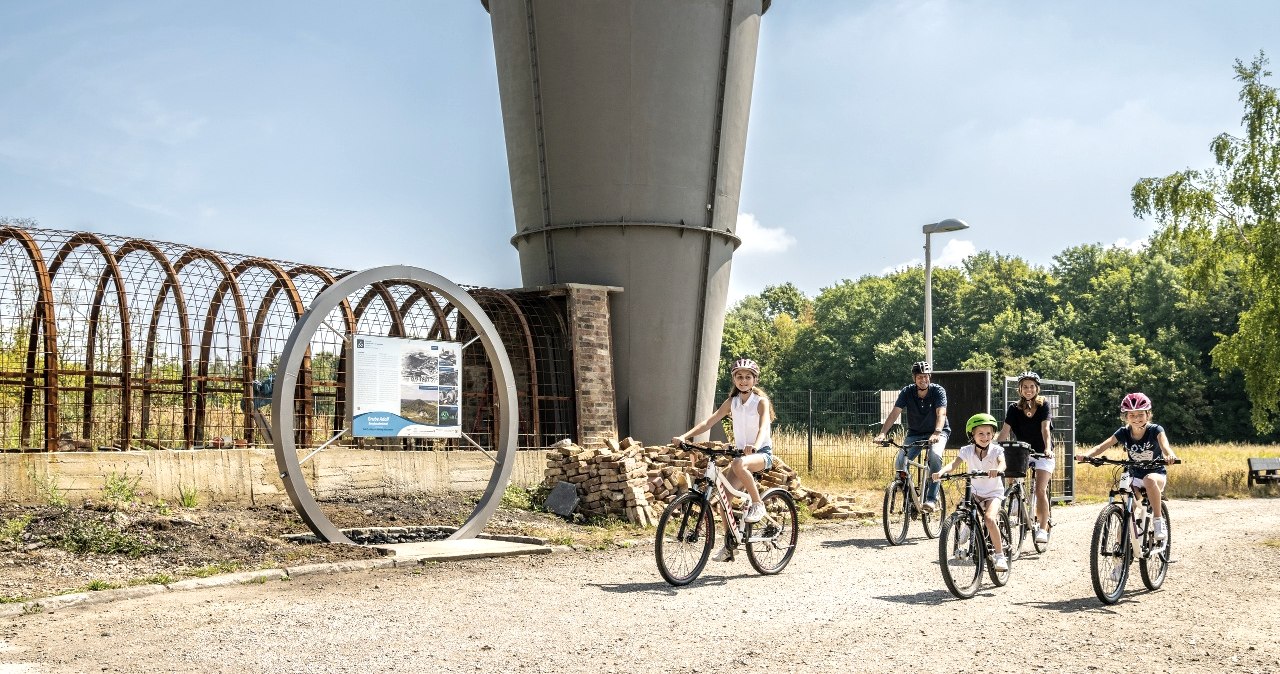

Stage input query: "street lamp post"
[{"left": 922, "top": 218, "right": 970, "bottom": 367}]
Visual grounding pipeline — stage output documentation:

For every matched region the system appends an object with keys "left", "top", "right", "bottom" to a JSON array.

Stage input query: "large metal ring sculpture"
[{"left": 271, "top": 265, "right": 518, "bottom": 544}]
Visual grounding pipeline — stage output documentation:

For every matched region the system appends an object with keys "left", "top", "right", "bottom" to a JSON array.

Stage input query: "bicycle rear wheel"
[
  {"left": 1003, "top": 488, "right": 1027, "bottom": 561},
  {"left": 746, "top": 489, "right": 799, "bottom": 575},
  {"left": 882, "top": 480, "right": 910, "bottom": 545},
  {"left": 988, "top": 509, "right": 1013, "bottom": 587},
  {"left": 922, "top": 479, "right": 946, "bottom": 539},
  {"left": 655, "top": 493, "right": 715, "bottom": 586},
  {"left": 1140, "top": 503, "right": 1170, "bottom": 590},
  {"left": 1089, "top": 503, "right": 1129, "bottom": 604},
  {"left": 939, "top": 511, "right": 981, "bottom": 599}
]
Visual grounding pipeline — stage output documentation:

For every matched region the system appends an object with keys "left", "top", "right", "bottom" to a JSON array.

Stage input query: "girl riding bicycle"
[
  {"left": 996, "top": 371, "right": 1054, "bottom": 545},
  {"left": 672, "top": 357, "right": 775, "bottom": 561},
  {"left": 1076, "top": 392, "right": 1178, "bottom": 543},
  {"left": 934, "top": 413, "right": 1009, "bottom": 571}
]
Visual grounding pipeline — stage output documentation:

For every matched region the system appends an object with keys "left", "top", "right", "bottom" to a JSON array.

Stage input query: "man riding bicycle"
[{"left": 874, "top": 361, "right": 950, "bottom": 513}]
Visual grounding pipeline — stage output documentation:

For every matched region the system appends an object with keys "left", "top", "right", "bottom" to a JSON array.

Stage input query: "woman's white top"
[
  {"left": 731, "top": 392, "right": 771, "bottom": 451},
  {"left": 959, "top": 443, "right": 1005, "bottom": 500}
]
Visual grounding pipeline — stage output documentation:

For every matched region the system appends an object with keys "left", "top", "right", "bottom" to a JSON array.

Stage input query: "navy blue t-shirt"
[
  {"left": 894, "top": 383, "right": 950, "bottom": 436},
  {"left": 1112, "top": 423, "right": 1168, "bottom": 477}
]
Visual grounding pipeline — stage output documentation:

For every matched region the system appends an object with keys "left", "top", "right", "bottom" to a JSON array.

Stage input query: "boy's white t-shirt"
[{"left": 958, "top": 442, "right": 1005, "bottom": 500}]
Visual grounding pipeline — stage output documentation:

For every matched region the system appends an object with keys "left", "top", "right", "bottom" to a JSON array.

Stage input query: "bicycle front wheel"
[
  {"left": 922, "top": 479, "right": 946, "bottom": 539},
  {"left": 1003, "top": 489, "right": 1027, "bottom": 561},
  {"left": 746, "top": 489, "right": 799, "bottom": 575},
  {"left": 655, "top": 493, "right": 715, "bottom": 586},
  {"left": 882, "top": 480, "right": 910, "bottom": 545},
  {"left": 939, "top": 511, "right": 981, "bottom": 599},
  {"left": 988, "top": 509, "right": 1013, "bottom": 587},
  {"left": 1140, "top": 503, "right": 1171, "bottom": 590},
  {"left": 1089, "top": 503, "right": 1129, "bottom": 604}
]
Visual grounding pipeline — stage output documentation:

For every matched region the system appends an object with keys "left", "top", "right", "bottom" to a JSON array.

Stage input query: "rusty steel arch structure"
[{"left": 0, "top": 226, "right": 576, "bottom": 452}]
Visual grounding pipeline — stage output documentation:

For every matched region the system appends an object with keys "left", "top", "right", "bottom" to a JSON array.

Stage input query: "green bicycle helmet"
[{"left": 965, "top": 412, "right": 999, "bottom": 436}]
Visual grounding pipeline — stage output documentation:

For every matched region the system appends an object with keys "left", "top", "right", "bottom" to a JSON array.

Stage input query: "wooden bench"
[{"left": 1247, "top": 457, "right": 1280, "bottom": 488}]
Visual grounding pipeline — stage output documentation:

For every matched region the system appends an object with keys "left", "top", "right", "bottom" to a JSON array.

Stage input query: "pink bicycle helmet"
[
  {"left": 1119, "top": 392, "right": 1152, "bottom": 412},
  {"left": 730, "top": 358, "right": 760, "bottom": 377}
]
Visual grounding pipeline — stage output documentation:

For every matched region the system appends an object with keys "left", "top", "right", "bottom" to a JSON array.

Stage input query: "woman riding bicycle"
[
  {"left": 996, "top": 371, "right": 1054, "bottom": 545},
  {"left": 874, "top": 361, "right": 949, "bottom": 513},
  {"left": 1076, "top": 392, "right": 1178, "bottom": 543},
  {"left": 672, "top": 357, "right": 775, "bottom": 561},
  {"left": 934, "top": 413, "right": 1009, "bottom": 571}
]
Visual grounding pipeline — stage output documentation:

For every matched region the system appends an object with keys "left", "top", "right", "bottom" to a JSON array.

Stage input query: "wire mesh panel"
[{"left": 0, "top": 226, "right": 581, "bottom": 454}]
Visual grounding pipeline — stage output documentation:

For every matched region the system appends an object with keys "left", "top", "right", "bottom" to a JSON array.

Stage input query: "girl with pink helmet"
[
  {"left": 672, "top": 357, "right": 775, "bottom": 562},
  {"left": 1076, "top": 392, "right": 1179, "bottom": 543}
]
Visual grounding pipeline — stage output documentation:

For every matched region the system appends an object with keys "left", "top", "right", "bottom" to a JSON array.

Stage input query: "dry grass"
[{"left": 771, "top": 430, "right": 1280, "bottom": 502}]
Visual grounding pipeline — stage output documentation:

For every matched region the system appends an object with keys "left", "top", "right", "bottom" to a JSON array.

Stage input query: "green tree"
[{"left": 1132, "top": 52, "right": 1280, "bottom": 432}]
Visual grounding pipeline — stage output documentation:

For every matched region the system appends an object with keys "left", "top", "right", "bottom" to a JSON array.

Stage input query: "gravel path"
[{"left": 2, "top": 499, "right": 1277, "bottom": 673}]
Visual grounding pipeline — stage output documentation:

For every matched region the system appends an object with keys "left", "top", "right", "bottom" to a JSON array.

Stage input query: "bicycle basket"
[{"left": 1002, "top": 444, "right": 1030, "bottom": 476}]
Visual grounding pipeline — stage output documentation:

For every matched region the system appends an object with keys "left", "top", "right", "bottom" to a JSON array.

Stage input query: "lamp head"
[{"left": 922, "top": 218, "right": 969, "bottom": 235}]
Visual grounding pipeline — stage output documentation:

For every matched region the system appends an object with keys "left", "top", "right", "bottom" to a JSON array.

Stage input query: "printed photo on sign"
[
  {"left": 402, "top": 350, "right": 439, "bottom": 383},
  {"left": 439, "top": 368, "right": 458, "bottom": 387}
]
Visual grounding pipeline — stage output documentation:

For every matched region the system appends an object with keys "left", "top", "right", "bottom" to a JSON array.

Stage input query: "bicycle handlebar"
[
  {"left": 1077, "top": 456, "right": 1182, "bottom": 468},
  {"left": 874, "top": 437, "right": 933, "bottom": 449},
  {"left": 937, "top": 470, "right": 1005, "bottom": 481}
]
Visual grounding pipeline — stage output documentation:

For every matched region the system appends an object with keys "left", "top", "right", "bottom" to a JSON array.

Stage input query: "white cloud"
[
  {"left": 1112, "top": 237, "right": 1148, "bottom": 252},
  {"left": 735, "top": 212, "right": 795, "bottom": 256}
]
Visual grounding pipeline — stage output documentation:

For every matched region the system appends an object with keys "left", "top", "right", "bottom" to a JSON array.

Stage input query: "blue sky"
[{"left": 2, "top": 1, "right": 1276, "bottom": 304}]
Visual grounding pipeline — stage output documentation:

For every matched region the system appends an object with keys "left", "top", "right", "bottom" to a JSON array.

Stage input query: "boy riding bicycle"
[
  {"left": 874, "top": 361, "right": 949, "bottom": 513},
  {"left": 934, "top": 413, "right": 1009, "bottom": 572}
]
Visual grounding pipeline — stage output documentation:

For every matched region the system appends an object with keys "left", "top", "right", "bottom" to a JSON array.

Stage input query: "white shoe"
[
  {"left": 1153, "top": 518, "right": 1167, "bottom": 543},
  {"left": 1034, "top": 528, "right": 1050, "bottom": 544},
  {"left": 993, "top": 554, "right": 1009, "bottom": 572},
  {"left": 1109, "top": 564, "right": 1125, "bottom": 585},
  {"left": 921, "top": 500, "right": 938, "bottom": 514},
  {"left": 711, "top": 547, "right": 732, "bottom": 562},
  {"left": 745, "top": 503, "right": 766, "bottom": 523}
]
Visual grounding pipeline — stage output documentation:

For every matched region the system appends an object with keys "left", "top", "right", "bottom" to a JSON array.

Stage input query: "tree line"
[{"left": 719, "top": 53, "right": 1280, "bottom": 445}]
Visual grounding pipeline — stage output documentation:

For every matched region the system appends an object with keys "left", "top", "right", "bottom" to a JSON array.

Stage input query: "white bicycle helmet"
[{"left": 730, "top": 358, "right": 760, "bottom": 377}]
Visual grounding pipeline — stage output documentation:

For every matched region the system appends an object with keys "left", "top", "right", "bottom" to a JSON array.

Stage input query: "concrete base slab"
[{"left": 373, "top": 538, "right": 551, "bottom": 564}]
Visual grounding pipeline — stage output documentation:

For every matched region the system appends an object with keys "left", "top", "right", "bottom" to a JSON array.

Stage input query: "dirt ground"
[
  {"left": 0, "top": 492, "right": 590, "bottom": 603},
  {"left": 1, "top": 498, "right": 1277, "bottom": 673}
]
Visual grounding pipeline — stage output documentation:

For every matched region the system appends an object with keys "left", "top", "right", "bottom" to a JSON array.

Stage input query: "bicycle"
[
  {"left": 936, "top": 470, "right": 1012, "bottom": 599},
  {"left": 1078, "top": 456, "right": 1182, "bottom": 605},
  {"left": 998, "top": 440, "right": 1053, "bottom": 560},
  {"left": 654, "top": 441, "right": 799, "bottom": 586},
  {"left": 875, "top": 436, "right": 947, "bottom": 545}
]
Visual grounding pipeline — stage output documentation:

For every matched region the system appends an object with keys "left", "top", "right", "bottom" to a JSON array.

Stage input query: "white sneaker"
[
  {"left": 921, "top": 500, "right": 938, "bottom": 514},
  {"left": 1109, "top": 564, "right": 1125, "bottom": 585},
  {"left": 711, "top": 546, "right": 732, "bottom": 562},
  {"left": 745, "top": 503, "right": 766, "bottom": 523},
  {"left": 993, "top": 554, "right": 1009, "bottom": 572},
  {"left": 1034, "top": 528, "right": 1050, "bottom": 544},
  {"left": 1153, "top": 518, "right": 1167, "bottom": 543}
]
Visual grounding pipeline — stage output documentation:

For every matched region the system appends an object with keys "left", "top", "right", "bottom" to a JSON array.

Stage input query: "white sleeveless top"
[{"left": 731, "top": 392, "right": 772, "bottom": 450}]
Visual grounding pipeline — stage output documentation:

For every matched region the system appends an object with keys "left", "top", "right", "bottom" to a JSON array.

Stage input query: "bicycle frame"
[
  {"left": 681, "top": 442, "right": 771, "bottom": 548},
  {"left": 1108, "top": 473, "right": 1163, "bottom": 559},
  {"left": 881, "top": 438, "right": 936, "bottom": 510}
]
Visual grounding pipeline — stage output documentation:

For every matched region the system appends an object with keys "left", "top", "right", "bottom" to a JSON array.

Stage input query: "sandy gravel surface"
[{"left": 1, "top": 498, "right": 1277, "bottom": 674}]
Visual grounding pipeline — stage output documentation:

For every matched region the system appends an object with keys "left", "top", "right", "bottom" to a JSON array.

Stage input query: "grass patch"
[
  {"left": 0, "top": 594, "right": 28, "bottom": 604},
  {"left": 55, "top": 515, "right": 159, "bottom": 557},
  {"left": 1262, "top": 539, "right": 1280, "bottom": 549},
  {"left": 81, "top": 579, "right": 121, "bottom": 592},
  {"left": 102, "top": 471, "right": 142, "bottom": 507},
  {"left": 30, "top": 470, "right": 69, "bottom": 508},
  {"left": 178, "top": 485, "right": 199, "bottom": 509},
  {"left": 190, "top": 561, "right": 242, "bottom": 578},
  {"left": 501, "top": 483, "right": 552, "bottom": 512},
  {"left": 0, "top": 514, "right": 31, "bottom": 544}
]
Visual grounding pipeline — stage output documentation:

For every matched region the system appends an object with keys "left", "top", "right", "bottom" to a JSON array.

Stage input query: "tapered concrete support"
[{"left": 483, "top": 0, "right": 768, "bottom": 443}]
